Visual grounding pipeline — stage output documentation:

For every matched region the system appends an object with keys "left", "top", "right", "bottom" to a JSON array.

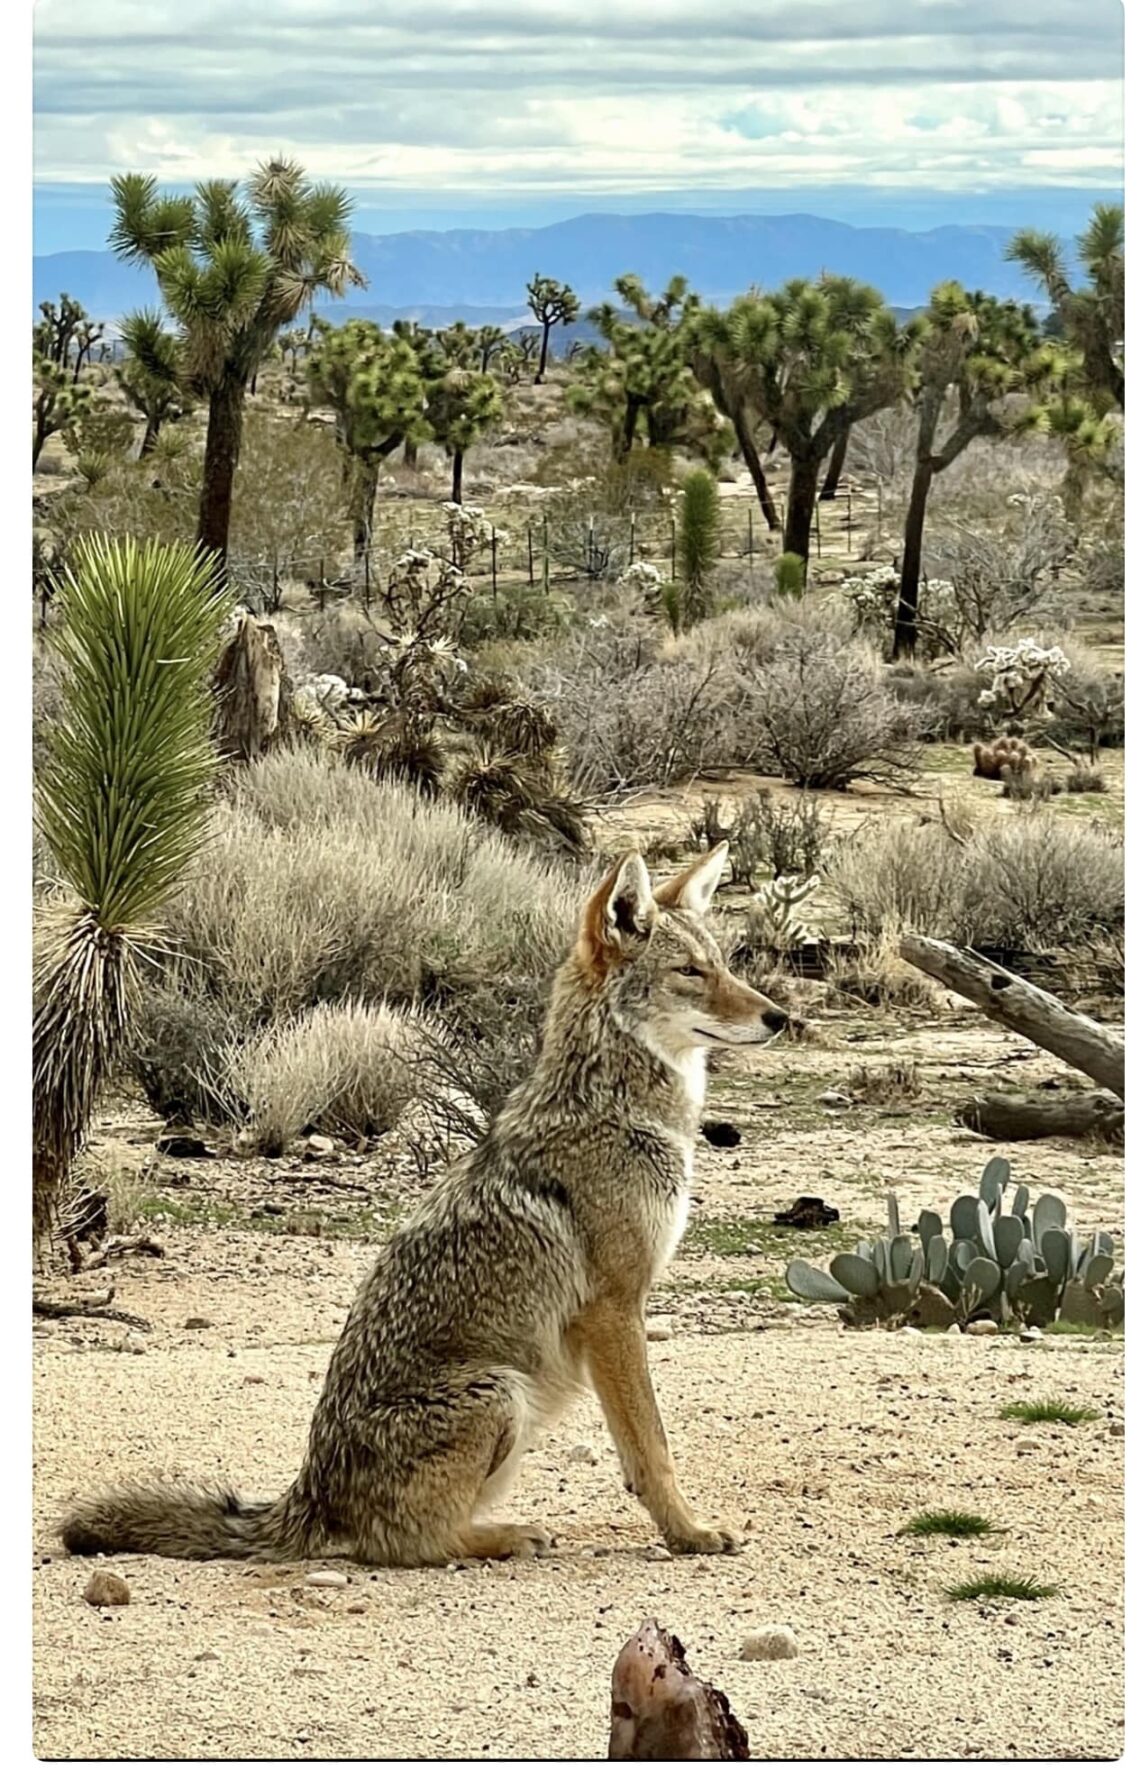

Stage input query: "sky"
[{"left": 32, "top": 0, "right": 1124, "bottom": 249}]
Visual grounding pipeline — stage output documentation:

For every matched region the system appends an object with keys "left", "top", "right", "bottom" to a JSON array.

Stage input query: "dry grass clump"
[
  {"left": 847, "top": 1059, "right": 922, "bottom": 1104},
  {"left": 827, "top": 811, "right": 1123, "bottom": 962},
  {"left": 825, "top": 935, "right": 942, "bottom": 1013},
  {"left": 127, "top": 754, "right": 585, "bottom": 1126},
  {"left": 225, "top": 999, "right": 422, "bottom": 1155}
]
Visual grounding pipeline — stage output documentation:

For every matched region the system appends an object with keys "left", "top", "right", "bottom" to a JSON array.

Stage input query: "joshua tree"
[
  {"left": 307, "top": 319, "right": 426, "bottom": 570},
  {"left": 891, "top": 284, "right": 1054, "bottom": 659},
  {"left": 425, "top": 365, "right": 503, "bottom": 503},
  {"left": 707, "top": 276, "right": 921, "bottom": 561},
  {"left": 34, "top": 294, "right": 87, "bottom": 371},
  {"left": 474, "top": 324, "right": 507, "bottom": 373},
  {"left": 686, "top": 304, "right": 780, "bottom": 530},
  {"left": 109, "top": 159, "right": 363, "bottom": 564},
  {"left": 570, "top": 276, "right": 729, "bottom": 463},
  {"left": 32, "top": 351, "right": 91, "bottom": 467},
  {"left": 1005, "top": 203, "right": 1123, "bottom": 412},
  {"left": 526, "top": 274, "right": 580, "bottom": 382},
  {"left": 33, "top": 536, "right": 223, "bottom": 1249},
  {"left": 116, "top": 310, "right": 194, "bottom": 455},
  {"left": 71, "top": 318, "right": 105, "bottom": 384}
]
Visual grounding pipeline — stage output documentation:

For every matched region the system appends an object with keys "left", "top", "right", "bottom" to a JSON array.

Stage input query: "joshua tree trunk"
[
  {"left": 352, "top": 458, "right": 379, "bottom": 573},
  {"left": 733, "top": 410, "right": 781, "bottom": 530},
  {"left": 140, "top": 415, "right": 161, "bottom": 457},
  {"left": 783, "top": 454, "right": 823, "bottom": 561},
  {"left": 892, "top": 458, "right": 934, "bottom": 660},
  {"left": 403, "top": 439, "right": 418, "bottom": 469},
  {"left": 197, "top": 369, "right": 246, "bottom": 566},
  {"left": 819, "top": 426, "right": 850, "bottom": 500},
  {"left": 536, "top": 319, "right": 551, "bottom": 384},
  {"left": 451, "top": 448, "right": 465, "bottom": 504}
]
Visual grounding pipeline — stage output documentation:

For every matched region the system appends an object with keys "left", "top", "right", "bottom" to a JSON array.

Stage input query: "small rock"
[
  {"left": 184, "top": 1316, "right": 212, "bottom": 1331},
  {"left": 568, "top": 1443, "right": 597, "bottom": 1465},
  {"left": 118, "top": 1331, "right": 146, "bottom": 1355},
  {"left": 304, "top": 1135, "right": 339, "bottom": 1159},
  {"left": 261, "top": 1203, "right": 284, "bottom": 1217},
  {"left": 304, "top": 1570, "right": 348, "bottom": 1588},
  {"left": 967, "top": 1320, "right": 999, "bottom": 1336},
  {"left": 645, "top": 1545, "right": 674, "bottom": 1562},
  {"left": 1016, "top": 1437, "right": 1043, "bottom": 1455},
  {"left": 646, "top": 1317, "right": 673, "bottom": 1342},
  {"left": 1019, "top": 1327, "right": 1044, "bottom": 1343},
  {"left": 944, "top": 1324, "right": 962, "bottom": 1337},
  {"left": 819, "top": 1090, "right": 852, "bottom": 1108},
  {"left": 84, "top": 1570, "right": 130, "bottom": 1607},
  {"left": 243, "top": 1374, "right": 267, "bottom": 1386},
  {"left": 1109, "top": 1420, "right": 1125, "bottom": 1438},
  {"left": 194, "top": 1650, "right": 221, "bottom": 1662},
  {"left": 740, "top": 1625, "right": 798, "bottom": 1661}
]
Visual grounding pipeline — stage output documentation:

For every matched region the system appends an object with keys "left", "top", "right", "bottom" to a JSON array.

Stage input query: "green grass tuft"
[
  {"left": 902, "top": 1510, "right": 997, "bottom": 1539},
  {"left": 946, "top": 1573, "right": 1059, "bottom": 1603},
  {"left": 1001, "top": 1398, "right": 1100, "bottom": 1426}
]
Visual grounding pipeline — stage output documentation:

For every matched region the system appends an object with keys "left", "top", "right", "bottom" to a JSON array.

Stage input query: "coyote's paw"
[
  {"left": 462, "top": 1521, "right": 553, "bottom": 1561},
  {"left": 663, "top": 1519, "right": 743, "bottom": 1556}
]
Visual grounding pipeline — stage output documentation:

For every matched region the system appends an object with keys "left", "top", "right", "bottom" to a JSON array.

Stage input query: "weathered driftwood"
[
  {"left": 33, "top": 1290, "right": 151, "bottom": 1331},
  {"left": 609, "top": 1620, "right": 750, "bottom": 1760},
  {"left": 899, "top": 935, "right": 1124, "bottom": 1100},
  {"left": 955, "top": 1091, "right": 1123, "bottom": 1144}
]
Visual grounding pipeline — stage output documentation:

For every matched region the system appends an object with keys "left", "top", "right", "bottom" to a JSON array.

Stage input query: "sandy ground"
[{"left": 33, "top": 1017, "right": 1124, "bottom": 1760}]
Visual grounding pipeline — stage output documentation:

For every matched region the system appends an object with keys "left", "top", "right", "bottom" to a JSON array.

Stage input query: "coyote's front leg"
[{"left": 579, "top": 1299, "right": 742, "bottom": 1555}]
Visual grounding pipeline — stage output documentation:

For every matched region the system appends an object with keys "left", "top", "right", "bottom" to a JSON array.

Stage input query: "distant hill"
[{"left": 33, "top": 210, "right": 1059, "bottom": 326}]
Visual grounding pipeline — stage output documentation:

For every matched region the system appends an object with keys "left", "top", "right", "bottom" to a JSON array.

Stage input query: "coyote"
[{"left": 60, "top": 843, "right": 788, "bottom": 1567}]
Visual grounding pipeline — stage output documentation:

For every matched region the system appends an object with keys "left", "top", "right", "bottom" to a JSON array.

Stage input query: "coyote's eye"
[{"left": 677, "top": 964, "right": 704, "bottom": 979}]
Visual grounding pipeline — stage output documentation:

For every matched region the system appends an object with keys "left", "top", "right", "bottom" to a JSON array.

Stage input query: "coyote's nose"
[{"left": 763, "top": 1009, "right": 790, "bottom": 1034}]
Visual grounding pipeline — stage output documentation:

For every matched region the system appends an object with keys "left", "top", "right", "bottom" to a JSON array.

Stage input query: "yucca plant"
[{"left": 33, "top": 535, "right": 225, "bottom": 1249}]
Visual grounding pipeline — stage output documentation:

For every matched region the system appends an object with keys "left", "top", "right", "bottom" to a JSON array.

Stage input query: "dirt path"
[{"left": 33, "top": 1019, "right": 1124, "bottom": 1759}]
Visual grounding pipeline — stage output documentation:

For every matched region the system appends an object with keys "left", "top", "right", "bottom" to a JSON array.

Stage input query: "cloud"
[{"left": 33, "top": 0, "right": 1123, "bottom": 194}]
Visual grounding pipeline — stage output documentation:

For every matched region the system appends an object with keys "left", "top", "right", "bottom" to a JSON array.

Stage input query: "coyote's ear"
[
  {"left": 578, "top": 851, "right": 655, "bottom": 973},
  {"left": 655, "top": 841, "right": 729, "bottom": 916}
]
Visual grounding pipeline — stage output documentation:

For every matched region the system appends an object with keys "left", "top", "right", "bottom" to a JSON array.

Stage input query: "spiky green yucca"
[
  {"left": 946, "top": 1574, "right": 1058, "bottom": 1603},
  {"left": 33, "top": 536, "right": 224, "bottom": 1245},
  {"left": 1000, "top": 1398, "right": 1100, "bottom": 1427},
  {"left": 678, "top": 469, "right": 719, "bottom": 628}
]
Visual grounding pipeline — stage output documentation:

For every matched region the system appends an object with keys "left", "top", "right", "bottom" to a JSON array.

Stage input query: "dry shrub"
[
  {"left": 828, "top": 811, "right": 1123, "bottom": 958},
  {"left": 225, "top": 1000, "right": 421, "bottom": 1155},
  {"left": 847, "top": 1059, "right": 922, "bottom": 1104},
  {"left": 128, "top": 974, "right": 240, "bottom": 1125},
  {"left": 742, "top": 628, "right": 922, "bottom": 790},
  {"left": 163, "top": 751, "right": 583, "bottom": 1024},
  {"left": 825, "top": 935, "right": 941, "bottom": 1012},
  {"left": 728, "top": 789, "right": 832, "bottom": 887}
]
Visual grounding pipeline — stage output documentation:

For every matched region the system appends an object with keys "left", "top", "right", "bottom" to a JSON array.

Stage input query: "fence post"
[
  {"left": 542, "top": 515, "right": 549, "bottom": 593},
  {"left": 318, "top": 557, "right": 326, "bottom": 612},
  {"left": 846, "top": 487, "right": 853, "bottom": 554},
  {"left": 491, "top": 526, "right": 498, "bottom": 597},
  {"left": 670, "top": 516, "right": 676, "bottom": 580},
  {"left": 271, "top": 548, "right": 279, "bottom": 613},
  {"left": 363, "top": 549, "right": 371, "bottom": 611},
  {"left": 629, "top": 513, "right": 636, "bottom": 566},
  {"left": 527, "top": 521, "right": 534, "bottom": 587},
  {"left": 588, "top": 519, "right": 596, "bottom": 580}
]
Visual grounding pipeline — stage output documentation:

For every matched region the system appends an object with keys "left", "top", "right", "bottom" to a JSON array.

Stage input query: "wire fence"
[{"left": 217, "top": 480, "right": 879, "bottom": 617}]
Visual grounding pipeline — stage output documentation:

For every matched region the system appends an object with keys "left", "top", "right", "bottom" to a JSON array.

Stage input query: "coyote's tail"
[{"left": 58, "top": 1476, "right": 322, "bottom": 1562}]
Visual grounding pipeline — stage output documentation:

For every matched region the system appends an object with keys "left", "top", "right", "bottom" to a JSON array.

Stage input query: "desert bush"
[
  {"left": 773, "top": 552, "right": 806, "bottom": 599},
  {"left": 128, "top": 974, "right": 240, "bottom": 1125},
  {"left": 729, "top": 790, "right": 832, "bottom": 887},
  {"left": 883, "top": 659, "right": 983, "bottom": 740},
  {"left": 827, "top": 811, "right": 1123, "bottom": 956},
  {"left": 923, "top": 493, "right": 1074, "bottom": 641},
  {"left": 225, "top": 999, "right": 421, "bottom": 1155},
  {"left": 741, "top": 628, "right": 922, "bottom": 790},
  {"left": 456, "top": 580, "right": 573, "bottom": 648},
  {"left": 847, "top": 1060, "right": 922, "bottom": 1103},
  {"left": 159, "top": 751, "right": 583, "bottom": 1025},
  {"left": 825, "top": 934, "right": 942, "bottom": 1013}
]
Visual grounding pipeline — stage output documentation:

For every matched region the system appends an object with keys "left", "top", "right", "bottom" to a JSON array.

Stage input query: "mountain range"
[{"left": 32, "top": 209, "right": 1059, "bottom": 326}]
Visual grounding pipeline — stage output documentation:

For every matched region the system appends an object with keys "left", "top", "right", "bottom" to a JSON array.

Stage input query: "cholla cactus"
[
  {"left": 618, "top": 559, "right": 664, "bottom": 596},
  {"left": 841, "top": 563, "right": 955, "bottom": 641},
  {"left": 384, "top": 549, "right": 472, "bottom": 642},
  {"left": 442, "top": 503, "right": 507, "bottom": 572},
  {"left": 746, "top": 873, "right": 820, "bottom": 954},
  {"left": 975, "top": 638, "right": 1070, "bottom": 723}
]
